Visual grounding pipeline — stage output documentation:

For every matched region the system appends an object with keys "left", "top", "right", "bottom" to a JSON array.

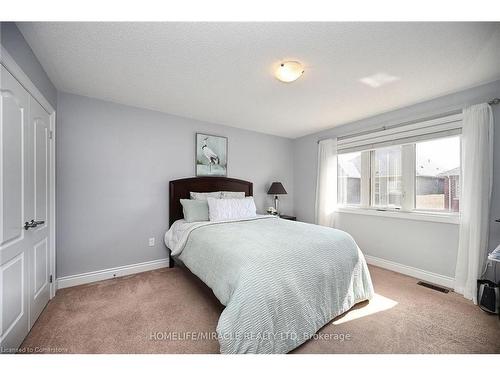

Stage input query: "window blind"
[{"left": 337, "top": 113, "right": 462, "bottom": 154}]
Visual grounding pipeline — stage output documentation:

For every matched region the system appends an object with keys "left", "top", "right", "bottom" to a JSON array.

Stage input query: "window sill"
[{"left": 336, "top": 207, "right": 460, "bottom": 224}]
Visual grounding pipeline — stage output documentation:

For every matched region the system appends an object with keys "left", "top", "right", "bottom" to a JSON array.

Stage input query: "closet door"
[
  {"left": 28, "top": 96, "right": 51, "bottom": 327},
  {"left": 0, "top": 65, "right": 52, "bottom": 351},
  {"left": 0, "top": 65, "right": 31, "bottom": 351}
]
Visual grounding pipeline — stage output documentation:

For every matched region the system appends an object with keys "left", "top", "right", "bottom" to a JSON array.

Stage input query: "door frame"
[{"left": 1, "top": 45, "right": 57, "bottom": 299}]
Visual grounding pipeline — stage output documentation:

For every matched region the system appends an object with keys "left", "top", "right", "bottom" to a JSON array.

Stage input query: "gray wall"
[
  {"left": 56, "top": 92, "right": 294, "bottom": 277},
  {"left": 4, "top": 19, "right": 498, "bottom": 280},
  {"left": 1, "top": 22, "right": 57, "bottom": 109},
  {"left": 293, "top": 80, "right": 500, "bottom": 278}
]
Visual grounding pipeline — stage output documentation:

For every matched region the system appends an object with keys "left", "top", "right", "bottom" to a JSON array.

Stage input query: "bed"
[{"left": 165, "top": 177, "right": 374, "bottom": 354}]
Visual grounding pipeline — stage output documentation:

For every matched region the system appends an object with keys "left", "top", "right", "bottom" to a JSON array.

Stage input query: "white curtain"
[
  {"left": 455, "top": 103, "right": 494, "bottom": 303},
  {"left": 315, "top": 138, "right": 338, "bottom": 227}
]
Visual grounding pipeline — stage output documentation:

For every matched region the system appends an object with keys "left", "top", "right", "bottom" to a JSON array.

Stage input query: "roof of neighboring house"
[
  {"left": 416, "top": 158, "right": 447, "bottom": 177},
  {"left": 338, "top": 153, "right": 361, "bottom": 178},
  {"left": 437, "top": 166, "right": 460, "bottom": 177},
  {"left": 339, "top": 161, "right": 361, "bottom": 178}
]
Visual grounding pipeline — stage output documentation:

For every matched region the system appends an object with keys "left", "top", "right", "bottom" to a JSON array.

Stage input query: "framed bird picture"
[{"left": 195, "top": 133, "right": 228, "bottom": 176}]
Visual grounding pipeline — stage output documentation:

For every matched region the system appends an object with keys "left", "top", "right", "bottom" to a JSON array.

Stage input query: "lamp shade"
[{"left": 267, "top": 182, "right": 287, "bottom": 195}]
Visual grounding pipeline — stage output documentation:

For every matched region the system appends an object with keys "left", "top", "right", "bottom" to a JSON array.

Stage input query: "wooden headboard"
[{"left": 169, "top": 177, "right": 253, "bottom": 226}]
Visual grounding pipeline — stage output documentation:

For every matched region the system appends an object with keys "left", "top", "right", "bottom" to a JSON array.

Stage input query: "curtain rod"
[{"left": 317, "top": 98, "right": 500, "bottom": 144}]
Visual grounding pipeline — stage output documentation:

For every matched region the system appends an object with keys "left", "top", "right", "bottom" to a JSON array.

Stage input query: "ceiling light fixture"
[{"left": 275, "top": 61, "right": 304, "bottom": 83}]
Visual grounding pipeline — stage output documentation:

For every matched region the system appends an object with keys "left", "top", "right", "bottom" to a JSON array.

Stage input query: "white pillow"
[
  {"left": 190, "top": 191, "right": 222, "bottom": 200},
  {"left": 220, "top": 191, "right": 246, "bottom": 199},
  {"left": 207, "top": 197, "right": 257, "bottom": 222}
]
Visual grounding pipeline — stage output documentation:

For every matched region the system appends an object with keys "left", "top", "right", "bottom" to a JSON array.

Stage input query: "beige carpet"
[{"left": 20, "top": 265, "right": 500, "bottom": 354}]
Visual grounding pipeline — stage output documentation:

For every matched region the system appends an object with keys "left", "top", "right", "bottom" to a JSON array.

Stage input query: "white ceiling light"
[
  {"left": 275, "top": 61, "right": 304, "bottom": 83},
  {"left": 359, "top": 72, "right": 400, "bottom": 88}
]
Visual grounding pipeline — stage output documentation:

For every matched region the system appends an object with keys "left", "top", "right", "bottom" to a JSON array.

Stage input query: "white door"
[
  {"left": 0, "top": 65, "right": 52, "bottom": 352},
  {"left": 0, "top": 65, "right": 31, "bottom": 351},
  {"left": 28, "top": 96, "right": 51, "bottom": 326}
]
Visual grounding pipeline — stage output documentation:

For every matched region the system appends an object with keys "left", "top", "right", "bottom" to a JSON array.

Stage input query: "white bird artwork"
[{"left": 201, "top": 137, "right": 220, "bottom": 173}]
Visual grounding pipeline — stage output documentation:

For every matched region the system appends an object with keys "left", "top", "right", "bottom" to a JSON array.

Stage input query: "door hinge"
[
  {"left": 49, "top": 275, "right": 53, "bottom": 283},
  {"left": 49, "top": 130, "right": 54, "bottom": 140}
]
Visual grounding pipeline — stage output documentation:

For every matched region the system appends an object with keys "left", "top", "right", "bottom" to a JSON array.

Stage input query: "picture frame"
[{"left": 195, "top": 133, "right": 228, "bottom": 176}]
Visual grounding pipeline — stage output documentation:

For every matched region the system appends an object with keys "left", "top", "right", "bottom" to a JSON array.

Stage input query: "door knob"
[
  {"left": 24, "top": 220, "right": 37, "bottom": 230},
  {"left": 24, "top": 219, "right": 45, "bottom": 230}
]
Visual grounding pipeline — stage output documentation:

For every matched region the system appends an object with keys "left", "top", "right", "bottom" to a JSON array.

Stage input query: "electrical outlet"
[{"left": 148, "top": 237, "right": 155, "bottom": 247}]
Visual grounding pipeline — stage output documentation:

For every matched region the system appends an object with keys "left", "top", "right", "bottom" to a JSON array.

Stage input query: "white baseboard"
[
  {"left": 364, "top": 254, "right": 455, "bottom": 289},
  {"left": 56, "top": 254, "right": 454, "bottom": 291},
  {"left": 56, "top": 258, "right": 170, "bottom": 290}
]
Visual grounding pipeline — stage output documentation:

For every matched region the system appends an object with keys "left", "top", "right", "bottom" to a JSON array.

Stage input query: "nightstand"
[{"left": 279, "top": 214, "right": 297, "bottom": 221}]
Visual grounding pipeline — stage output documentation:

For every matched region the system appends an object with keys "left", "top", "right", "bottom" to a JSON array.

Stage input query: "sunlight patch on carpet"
[{"left": 332, "top": 293, "right": 398, "bottom": 325}]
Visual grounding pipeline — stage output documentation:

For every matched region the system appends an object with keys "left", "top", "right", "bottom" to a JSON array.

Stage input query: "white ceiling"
[{"left": 18, "top": 22, "right": 500, "bottom": 138}]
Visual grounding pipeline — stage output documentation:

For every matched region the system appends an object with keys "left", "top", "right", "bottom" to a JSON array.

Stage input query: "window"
[
  {"left": 336, "top": 116, "right": 462, "bottom": 216},
  {"left": 338, "top": 152, "right": 361, "bottom": 206},
  {"left": 415, "top": 136, "right": 460, "bottom": 212},
  {"left": 371, "top": 146, "right": 402, "bottom": 208}
]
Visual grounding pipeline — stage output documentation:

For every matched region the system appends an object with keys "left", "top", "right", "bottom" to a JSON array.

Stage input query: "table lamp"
[{"left": 267, "top": 182, "right": 287, "bottom": 215}]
